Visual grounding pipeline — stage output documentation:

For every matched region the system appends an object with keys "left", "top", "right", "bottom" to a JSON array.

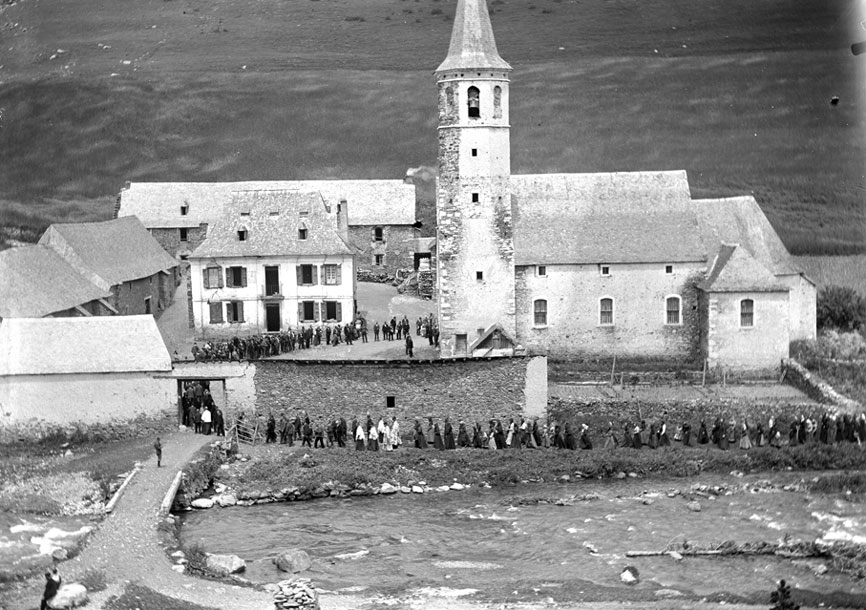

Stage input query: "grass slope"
[{"left": 0, "top": 0, "right": 863, "bottom": 252}]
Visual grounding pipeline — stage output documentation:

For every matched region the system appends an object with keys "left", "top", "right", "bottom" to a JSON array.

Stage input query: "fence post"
[{"left": 610, "top": 354, "right": 617, "bottom": 386}]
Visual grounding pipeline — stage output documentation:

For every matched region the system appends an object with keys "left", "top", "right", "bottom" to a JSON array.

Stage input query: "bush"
[
  {"left": 818, "top": 285, "right": 866, "bottom": 331},
  {"left": 80, "top": 568, "right": 108, "bottom": 593}
]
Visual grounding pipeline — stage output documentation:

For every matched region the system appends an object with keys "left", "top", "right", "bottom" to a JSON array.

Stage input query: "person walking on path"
[
  {"left": 405, "top": 334, "right": 414, "bottom": 358},
  {"left": 154, "top": 437, "right": 163, "bottom": 468},
  {"left": 40, "top": 565, "right": 61, "bottom": 610}
]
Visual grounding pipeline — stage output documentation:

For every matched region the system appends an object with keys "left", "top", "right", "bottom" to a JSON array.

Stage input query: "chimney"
[{"left": 337, "top": 198, "right": 349, "bottom": 242}]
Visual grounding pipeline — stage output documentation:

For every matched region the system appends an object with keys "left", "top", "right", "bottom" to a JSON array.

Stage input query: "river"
[{"left": 180, "top": 472, "right": 866, "bottom": 603}]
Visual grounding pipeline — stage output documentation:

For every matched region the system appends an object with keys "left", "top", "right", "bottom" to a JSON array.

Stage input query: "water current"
[{"left": 180, "top": 473, "right": 866, "bottom": 602}]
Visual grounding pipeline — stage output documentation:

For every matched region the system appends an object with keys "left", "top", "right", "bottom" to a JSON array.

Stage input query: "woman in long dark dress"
[
  {"left": 433, "top": 422, "right": 445, "bottom": 450},
  {"left": 473, "top": 422, "right": 485, "bottom": 448},
  {"left": 494, "top": 421, "right": 506, "bottom": 449},
  {"left": 414, "top": 420, "right": 428, "bottom": 448},
  {"left": 698, "top": 420, "right": 709, "bottom": 444},
  {"left": 564, "top": 423, "right": 576, "bottom": 450},
  {"left": 457, "top": 422, "right": 471, "bottom": 447},
  {"left": 443, "top": 418, "right": 456, "bottom": 449}
]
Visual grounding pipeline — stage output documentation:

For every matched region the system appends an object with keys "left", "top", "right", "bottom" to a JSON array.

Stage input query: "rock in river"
[
  {"left": 191, "top": 498, "right": 214, "bottom": 509},
  {"left": 46, "top": 583, "right": 88, "bottom": 609},
  {"left": 205, "top": 553, "right": 245, "bottom": 575},
  {"left": 620, "top": 566, "right": 640, "bottom": 585},
  {"left": 274, "top": 549, "right": 311, "bottom": 573}
]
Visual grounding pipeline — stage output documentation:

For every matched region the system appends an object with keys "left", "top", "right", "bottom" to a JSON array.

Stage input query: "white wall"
[
  {"left": 189, "top": 255, "right": 355, "bottom": 335},
  {"left": 0, "top": 372, "right": 174, "bottom": 426},
  {"left": 169, "top": 361, "right": 257, "bottom": 417},
  {"left": 515, "top": 261, "right": 705, "bottom": 358},
  {"left": 706, "top": 291, "right": 790, "bottom": 370}
]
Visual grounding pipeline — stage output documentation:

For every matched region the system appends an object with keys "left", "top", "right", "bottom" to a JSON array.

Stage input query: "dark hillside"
[{"left": 0, "top": 0, "right": 862, "bottom": 252}]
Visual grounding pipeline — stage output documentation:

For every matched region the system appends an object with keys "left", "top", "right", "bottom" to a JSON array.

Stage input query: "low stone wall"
[
  {"left": 253, "top": 357, "right": 545, "bottom": 425},
  {"left": 0, "top": 410, "right": 177, "bottom": 444},
  {"left": 782, "top": 358, "right": 862, "bottom": 412}
]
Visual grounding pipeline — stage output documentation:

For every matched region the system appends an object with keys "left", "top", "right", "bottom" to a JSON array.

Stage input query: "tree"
[
  {"left": 817, "top": 285, "right": 866, "bottom": 331},
  {"left": 770, "top": 579, "right": 799, "bottom": 610}
]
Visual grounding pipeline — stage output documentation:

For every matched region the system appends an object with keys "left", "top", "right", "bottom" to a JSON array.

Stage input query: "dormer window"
[
  {"left": 180, "top": 203, "right": 189, "bottom": 216},
  {"left": 467, "top": 86, "right": 480, "bottom": 118},
  {"left": 237, "top": 227, "right": 247, "bottom": 241},
  {"left": 298, "top": 228, "right": 308, "bottom": 240}
]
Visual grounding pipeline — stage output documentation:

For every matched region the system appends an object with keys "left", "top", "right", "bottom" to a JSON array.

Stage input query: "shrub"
[
  {"left": 818, "top": 285, "right": 866, "bottom": 331},
  {"left": 770, "top": 579, "right": 800, "bottom": 610},
  {"left": 80, "top": 569, "right": 108, "bottom": 593}
]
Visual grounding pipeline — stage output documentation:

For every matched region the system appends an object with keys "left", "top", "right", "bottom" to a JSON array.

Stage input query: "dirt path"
[{"left": 61, "top": 430, "right": 271, "bottom": 610}]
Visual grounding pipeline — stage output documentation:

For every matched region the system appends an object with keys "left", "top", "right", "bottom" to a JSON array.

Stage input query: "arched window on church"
[
  {"left": 467, "top": 86, "right": 480, "bottom": 118},
  {"left": 493, "top": 86, "right": 502, "bottom": 119}
]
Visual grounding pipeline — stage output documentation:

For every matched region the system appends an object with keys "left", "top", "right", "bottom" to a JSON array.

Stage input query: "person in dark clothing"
[
  {"left": 681, "top": 421, "right": 692, "bottom": 447},
  {"left": 154, "top": 437, "right": 162, "bottom": 467},
  {"left": 443, "top": 417, "right": 455, "bottom": 449},
  {"left": 698, "top": 420, "right": 710, "bottom": 444},
  {"left": 494, "top": 420, "right": 506, "bottom": 449},
  {"left": 578, "top": 424, "right": 592, "bottom": 450},
  {"left": 40, "top": 566, "right": 61, "bottom": 610},
  {"left": 564, "top": 423, "right": 576, "bottom": 450},
  {"left": 457, "top": 421, "right": 471, "bottom": 447},
  {"left": 313, "top": 419, "right": 325, "bottom": 448},
  {"left": 472, "top": 422, "right": 484, "bottom": 448},
  {"left": 405, "top": 334, "right": 414, "bottom": 358},
  {"left": 302, "top": 418, "right": 313, "bottom": 447},
  {"left": 266, "top": 414, "right": 277, "bottom": 444},
  {"left": 414, "top": 420, "right": 428, "bottom": 448},
  {"left": 433, "top": 422, "right": 444, "bottom": 450}
]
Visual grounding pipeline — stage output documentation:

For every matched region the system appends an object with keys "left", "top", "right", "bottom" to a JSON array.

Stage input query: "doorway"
[{"left": 266, "top": 303, "right": 281, "bottom": 332}]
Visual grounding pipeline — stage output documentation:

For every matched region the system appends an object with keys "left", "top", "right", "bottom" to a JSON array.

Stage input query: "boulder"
[
  {"left": 191, "top": 498, "right": 214, "bottom": 509},
  {"left": 400, "top": 486, "right": 411, "bottom": 494},
  {"left": 205, "top": 553, "right": 246, "bottom": 575},
  {"left": 686, "top": 501, "right": 701, "bottom": 512},
  {"left": 215, "top": 494, "right": 237, "bottom": 507},
  {"left": 620, "top": 566, "right": 640, "bottom": 585},
  {"left": 47, "top": 583, "right": 88, "bottom": 609},
  {"left": 274, "top": 549, "right": 311, "bottom": 573},
  {"left": 411, "top": 485, "right": 424, "bottom": 494},
  {"left": 642, "top": 498, "right": 654, "bottom": 505},
  {"left": 379, "top": 483, "right": 399, "bottom": 495},
  {"left": 436, "top": 485, "right": 451, "bottom": 492},
  {"left": 171, "top": 564, "right": 185, "bottom": 573},
  {"left": 450, "top": 483, "right": 465, "bottom": 491}
]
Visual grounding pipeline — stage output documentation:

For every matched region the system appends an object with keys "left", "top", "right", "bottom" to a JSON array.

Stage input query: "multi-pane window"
[
  {"left": 324, "top": 301, "right": 342, "bottom": 322},
  {"left": 203, "top": 266, "right": 223, "bottom": 289},
  {"left": 323, "top": 264, "right": 341, "bottom": 285},
  {"left": 374, "top": 254, "right": 384, "bottom": 266},
  {"left": 225, "top": 266, "right": 247, "bottom": 288},
  {"left": 666, "top": 296, "right": 681, "bottom": 325},
  {"left": 741, "top": 299, "right": 754, "bottom": 327},
  {"left": 534, "top": 299, "right": 547, "bottom": 326},
  {"left": 599, "top": 298, "right": 614, "bottom": 325},
  {"left": 226, "top": 301, "right": 244, "bottom": 323},
  {"left": 300, "top": 300, "right": 316, "bottom": 322},
  {"left": 600, "top": 265, "right": 611, "bottom": 277},
  {"left": 179, "top": 228, "right": 188, "bottom": 242}
]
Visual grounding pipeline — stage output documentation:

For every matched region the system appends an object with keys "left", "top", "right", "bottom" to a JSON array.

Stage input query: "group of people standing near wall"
[
  {"left": 182, "top": 381, "right": 225, "bottom": 436},
  {"left": 248, "top": 408, "right": 866, "bottom": 453}
]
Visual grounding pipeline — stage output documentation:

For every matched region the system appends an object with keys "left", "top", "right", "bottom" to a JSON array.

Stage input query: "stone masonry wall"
[
  {"left": 151, "top": 225, "right": 208, "bottom": 260},
  {"left": 253, "top": 358, "right": 539, "bottom": 427},
  {"left": 350, "top": 225, "right": 415, "bottom": 278}
]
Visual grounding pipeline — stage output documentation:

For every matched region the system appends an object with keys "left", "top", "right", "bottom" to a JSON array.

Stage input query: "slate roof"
[
  {"left": 0, "top": 315, "right": 171, "bottom": 376},
  {"left": 699, "top": 244, "right": 788, "bottom": 292},
  {"left": 436, "top": 0, "right": 512, "bottom": 72},
  {"left": 512, "top": 171, "right": 707, "bottom": 265},
  {"left": 0, "top": 245, "right": 112, "bottom": 318},
  {"left": 118, "top": 180, "right": 416, "bottom": 228},
  {"left": 693, "top": 196, "right": 799, "bottom": 276},
  {"left": 38, "top": 216, "right": 178, "bottom": 289},
  {"left": 190, "top": 190, "right": 354, "bottom": 258}
]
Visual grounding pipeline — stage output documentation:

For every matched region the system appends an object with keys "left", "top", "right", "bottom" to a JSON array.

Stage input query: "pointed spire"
[{"left": 436, "top": 0, "right": 512, "bottom": 73}]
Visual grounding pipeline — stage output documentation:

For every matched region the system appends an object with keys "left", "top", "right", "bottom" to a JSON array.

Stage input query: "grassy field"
[
  {"left": 0, "top": 0, "right": 863, "bottom": 252},
  {"left": 794, "top": 254, "right": 866, "bottom": 294}
]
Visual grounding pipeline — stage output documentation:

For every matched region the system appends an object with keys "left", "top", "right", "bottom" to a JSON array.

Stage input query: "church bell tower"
[{"left": 435, "top": 0, "right": 516, "bottom": 357}]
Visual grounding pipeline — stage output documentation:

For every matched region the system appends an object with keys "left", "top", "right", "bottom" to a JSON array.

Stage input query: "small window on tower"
[
  {"left": 493, "top": 86, "right": 502, "bottom": 119},
  {"left": 238, "top": 228, "right": 247, "bottom": 241},
  {"left": 471, "top": 148, "right": 478, "bottom": 157},
  {"left": 471, "top": 193, "right": 479, "bottom": 203},
  {"left": 467, "top": 86, "right": 480, "bottom": 118},
  {"left": 476, "top": 271, "right": 483, "bottom": 281},
  {"left": 665, "top": 264, "right": 674, "bottom": 274},
  {"left": 298, "top": 228, "right": 308, "bottom": 240},
  {"left": 180, "top": 203, "right": 189, "bottom": 216}
]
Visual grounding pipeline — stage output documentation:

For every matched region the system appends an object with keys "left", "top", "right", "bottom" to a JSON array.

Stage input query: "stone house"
[
  {"left": 188, "top": 189, "right": 356, "bottom": 335},
  {"left": 116, "top": 179, "right": 417, "bottom": 277},
  {"left": 434, "top": 0, "right": 816, "bottom": 370},
  {"left": 0, "top": 245, "right": 116, "bottom": 318},
  {"left": 0, "top": 316, "right": 174, "bottom": 440},
  {"left": 38, "top": 216, "right": 179, "bottom": 318}
]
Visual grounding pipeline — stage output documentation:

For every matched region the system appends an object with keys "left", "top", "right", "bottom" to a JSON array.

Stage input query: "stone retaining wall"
[
  {"left": 253, "top": 357, "right": 546, "bottom": 425},
  {"left": 782, "top": 358, "right": 862, "bottom": 412}
]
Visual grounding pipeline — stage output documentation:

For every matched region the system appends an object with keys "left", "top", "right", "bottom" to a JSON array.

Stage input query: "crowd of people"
[
  {"left": 248, "top": 409, "right": 866, "bottom": 452},
  {"left": 182, "top": 381, "right": 226, "bottom": 437},
  {"left": 190, "top": 313, "right": 440, "bottom": 361}
]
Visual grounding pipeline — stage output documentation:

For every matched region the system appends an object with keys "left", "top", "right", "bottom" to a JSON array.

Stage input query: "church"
[{"left": 435, "top": 0, "right": 816, "bottom": 370}]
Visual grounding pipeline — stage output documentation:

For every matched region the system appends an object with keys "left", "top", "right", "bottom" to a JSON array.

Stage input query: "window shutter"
[
  {"left": 226, "top": 268, "right": 234, "bottom": 288},
  {"left": 335, "top": 264, "right": 342, "bottom": 285},
  {"left": 209, "top": 302, "right": 222, "bottom": 323},
  {"left": 336, "top": 302, "right": 342, "bottom": 322},
  {"left": 298, "top": 302, "right": 304, "bottom": 322},
  {"left": 217, "top": 267, "right": 223, "bottom": 288},
  {"left": 240, "top": 267, "right": 247, "bottom": 287},
  {"left": 226, "top": 302, "right": 232, "bottom": 322},
  {"left": 311, "top": 265, "right": 318, "bottom": 286},
  {"left": 203, "top": 268, "right": 210, "bottom": 289},
  {"left": 296, "top": 265, "right": 303, "bottom": 285},
  {"left": 237, "top": 301, "right": 244, "bottom": 323},
  {"left": 319, "top": 266, "right": 325, "bottom": 285},
  {"left": 314, "top": 301, "right": 321, "bottom": 322}
]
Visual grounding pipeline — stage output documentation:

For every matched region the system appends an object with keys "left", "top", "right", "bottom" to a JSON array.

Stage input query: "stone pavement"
[{"left": 64, "top": 429, "right": 271, "bottom": 610}]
